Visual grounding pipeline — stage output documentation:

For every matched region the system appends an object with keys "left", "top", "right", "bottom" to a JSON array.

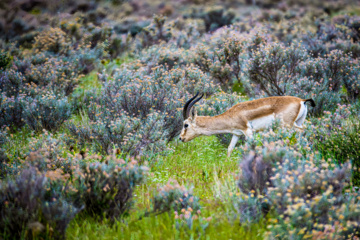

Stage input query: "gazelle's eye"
[{"left": 184, "top": 124, "right": 188, "bottom": 128}]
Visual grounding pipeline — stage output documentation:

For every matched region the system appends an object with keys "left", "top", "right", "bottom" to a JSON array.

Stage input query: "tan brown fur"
[
  {"left": 179, "top": 96, "right": 311, "bottom": 157},
  {"left": 195, "top": 96, "right": 303, "bottom": 133}
]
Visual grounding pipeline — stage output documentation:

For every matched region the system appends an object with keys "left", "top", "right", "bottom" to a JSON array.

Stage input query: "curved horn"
[
  {"left": 183, "top": 92, "right": 199, "bottom": 119},
  {"left": 186, "top": 93, "right": 204, "bottom": 119}
]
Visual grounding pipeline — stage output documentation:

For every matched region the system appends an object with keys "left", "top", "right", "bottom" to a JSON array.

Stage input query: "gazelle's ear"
[{"left": 189, "top": 107, "right": 197, "bottom": 122}]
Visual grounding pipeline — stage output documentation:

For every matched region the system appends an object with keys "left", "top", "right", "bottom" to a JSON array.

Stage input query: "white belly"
[{"left": 249, "top": 115, "right": 275, "bottom": 131}]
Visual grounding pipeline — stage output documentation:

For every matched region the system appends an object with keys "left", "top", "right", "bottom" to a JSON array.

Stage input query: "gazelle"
[{"left": 179, "top": 93, "right": 315, "bottom": 157}]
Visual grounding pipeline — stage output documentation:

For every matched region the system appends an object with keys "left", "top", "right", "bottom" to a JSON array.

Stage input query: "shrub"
[
  {"left": 302, "top": 16, "right": 360, "bottom": 58},
  {"left": 310, "top": 105, "right": 360, "bottom": 183},
  {"left": 234, "top": 144, "right": 299, "bottom": 224},
  {"left": 67, "top": 44, "right": 107, "bottom": 75},
  {"left": 247, "top": 42, "right": 308, "bottom": 96},
  {"left": 185, "top": 6, "right": 235, "bottom": 32},
  {"left": 138, "top": 44, "right": 192, "bottom": 69},
  {"left": 152, "top": 180, "right": 205, "bottom": 231},
  {"left": 25, "top": 56, "right": 80, "bottom": 95},
  {"left": 231, "top": 193, "right": 268, "bottom": 225},
  {"left": 114, "top": 18, "right": 150, "bottom": 37},
  {"left": 70, "top": 156, "right": 148, "bottom": 219},
  {"left": 0, "top": 91, "right": 27, "bottom": 129},
  {"left": 0, "top": 127, "right": 7, "bottom": 146},
  {"left": 68, "top": 110, "right": 168, "bottom": 156},
  {"left": 193, "top": 30, "right": 247, "bottom": 90},
  {"left": 0, "top": 130, "right": 76, "bottom": 179},
  {"left": 86, "top": 26, "right": 112, "bottom": 49},
  {"left": 343, "top": 59, "right": 360, "bottom": 101},
  {"left": 24, "top": 91, "right": 73, "bottom": 132},
  {"left": 265, "top": 160, "right": 356, "bottom": 239},
  {"left": 232, "top": 124, "right": 360, "bottom": 239},
  {"left": 134, "top": 15, "right": 172, "bottom": 51},
  {"left": 171, "top": 19, "right": 205, "bottom": 49},
  {"left": 153, "top": 180, "right": 201, "bottom": 214},
  {"left": 33, "top": 28, "right": 70, "bottom": 54},
  {"left": 0, "top": 68, "right": 26, "bottom": 97},
  {"left": 0, "top": 168, "right": 79, "bottom": 239}
]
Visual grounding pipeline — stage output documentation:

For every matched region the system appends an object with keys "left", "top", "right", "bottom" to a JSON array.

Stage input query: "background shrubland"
[{"left": 0, "top": 0, "right": 360, "bottom": 239}]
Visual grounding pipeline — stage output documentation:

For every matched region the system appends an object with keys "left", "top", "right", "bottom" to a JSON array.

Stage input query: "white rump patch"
[
  {"left": 248, "top": 114, "right": 275, "bottom": 131},
  {"left": 294, "top": 101, "right": 308, "bottom": 128}
]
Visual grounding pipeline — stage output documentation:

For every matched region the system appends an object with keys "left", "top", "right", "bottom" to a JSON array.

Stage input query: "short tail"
[{"left": 304, "top": 99, "right": 316, "bottom": 107}]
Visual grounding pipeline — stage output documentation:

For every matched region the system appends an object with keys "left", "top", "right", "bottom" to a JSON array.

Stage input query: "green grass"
[
  {"left": 66, "top": 136, "right": 267, "bottom": 239},
  {"left": 4, "top": 129, "right": 267, "bottom": 239}
]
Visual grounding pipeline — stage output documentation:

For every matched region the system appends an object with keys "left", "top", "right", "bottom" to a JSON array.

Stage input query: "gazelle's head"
[{"left": 179, "top": 92, "right": 204, "bottom": 143}]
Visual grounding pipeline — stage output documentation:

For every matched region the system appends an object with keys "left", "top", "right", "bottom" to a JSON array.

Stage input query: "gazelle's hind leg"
[{"left": 227, "top": 135, "right": 240, "bottom": 158}]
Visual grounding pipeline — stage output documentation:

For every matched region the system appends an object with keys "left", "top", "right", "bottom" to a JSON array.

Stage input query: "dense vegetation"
[{"left": 1, "top": 0, "right": 360, "bottom": 239}]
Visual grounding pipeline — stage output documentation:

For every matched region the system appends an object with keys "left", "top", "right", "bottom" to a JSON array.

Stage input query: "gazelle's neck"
[{"left": 195, "top": 115, "right": 234, "bottom": 136}]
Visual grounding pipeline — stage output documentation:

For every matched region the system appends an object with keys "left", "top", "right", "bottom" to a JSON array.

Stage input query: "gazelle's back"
[{"left": 225, "top": 96, "right": 303, "bottom": 122}]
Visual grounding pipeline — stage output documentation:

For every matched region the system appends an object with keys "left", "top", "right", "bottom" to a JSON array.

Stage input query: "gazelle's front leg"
[{"left": 227, "top": 134, "right": 240, "bottom": 158}]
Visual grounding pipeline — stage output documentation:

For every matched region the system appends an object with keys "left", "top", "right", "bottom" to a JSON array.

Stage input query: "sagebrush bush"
[
  {"left": 247, "top": 42, "right": 308, "bottom": 96},
  {"left": 152, "top": 180, "right": 206, "bottom": 231},
  {"left": 68, "top": 110, "right": 168, "bottom": 156},
  {"left": 70, "top": 156, "right": 148, "bottom": 219},
  {"left": 0, "top": 91, "right": 27, "bottom": 129},
  {"left": 302, "top": 15, "right": 360, "bottom": 58},
  {"left": 24, "top": 91, "right": 73, "bottom": 132},
  {"left": 153, "top": 180, "right": 201, "bottom": 214},
  {"left": 138, "top": 44, "right": 192, "bottom": 69},
  {"left": 171, "top": 19, "right": 205, "bottom": 49},
  {"left": 185, "top": 6, "right": 235, "bottom": 32},
  {"left": 342, "top": 58, "right": 360, "bottom": 101},
  {"left": 234, "top": 144, "right": 298, "bottom": 224},
  {"left": 231, "top": 193, "right": 269, "bottom": 225},
  {"left": 232, "top": 122, "right": 360, "bottom": 239},
  {"left": 134, "top": 15, "right": 172, "bottom": 51},
  {"left": 0, "top": 130, "right": 75, "bottom": 178},
  {"left": 0, "top": 68, "right": 26, "bottom": 97},
  {"left": 25, "top": 56, "right": 80, "bottom": 95},
  {"left": 0, "top": 128, "right": 8, "bottom": 179},
  {"left": 265, "top": 159, "right": 357, "bottom": 239},
  {"left": 193, "top": 30, "right": 247, "bottom": 90},
  {"left": 33, "top": 27, "right": 70, "bottom": 54},
  {"left": 0, "top": 168, "right": 79, "bottom": 239},
  {"left": 309, "top": 105, "right": 360, "bottom": 183}
]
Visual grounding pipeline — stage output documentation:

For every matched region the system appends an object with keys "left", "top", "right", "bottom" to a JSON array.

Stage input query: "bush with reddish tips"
[
  {"left": 33, "top": 28, "right": 70, "bottom": 54},
  {"left": 0, "top": 168, "right": 80, "bottom": 240},
  {"left": 184, "top": 6, "right": 235, "bottom": 32},
  {"left": 134, "top": 15, "right": 172, "bottom": 51},
  {"left": 24, "top": 91, "right": 73, "bottom": 132},
  {"left": 153, "top": 180, "right": 201, "bottom": 214},
  {"left": 70, "top": 156, "right": 148, "bottom": 219},
  {"left": 265, "top": 160, "right": 358, "bottom": 239},
  {"left": 0, "top": 92, "right": 27, "bottom": 129}
]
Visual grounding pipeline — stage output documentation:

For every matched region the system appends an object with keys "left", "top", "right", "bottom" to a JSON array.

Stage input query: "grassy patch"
[{"left": 66, "top": 136, "right": 267, "bottom": 239}]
